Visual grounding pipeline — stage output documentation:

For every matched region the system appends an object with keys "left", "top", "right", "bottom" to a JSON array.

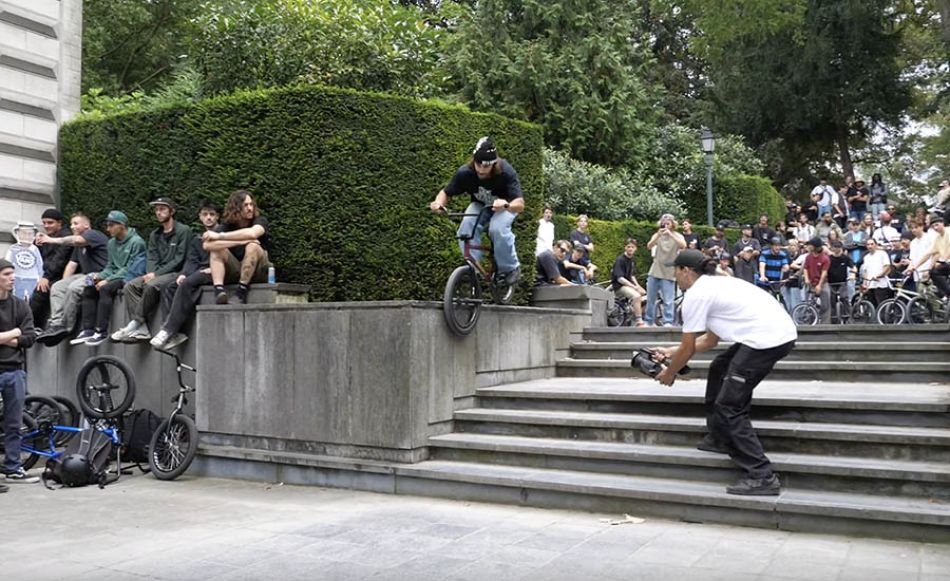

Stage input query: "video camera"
[{"left": 631, "top": 348, "right": 691, "bottom": 380}]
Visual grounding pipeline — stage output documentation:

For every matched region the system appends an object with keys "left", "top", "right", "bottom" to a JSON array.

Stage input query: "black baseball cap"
[
  {"left": 472, "top": 137, "right": 498, "bottom": 166},
  {"left": 149, "top": 197, "right": 177, "bottom": 209},
  {"left": 667, "top": 249, "right": 706, "bottom": 269},
  {"left": 807, "top": 237, "right": 824, "bottom": 248}
]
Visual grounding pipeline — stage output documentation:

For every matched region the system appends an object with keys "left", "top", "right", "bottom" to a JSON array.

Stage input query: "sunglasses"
[{"left": 558, "top": 246, "right": 571, "bottom": 253}]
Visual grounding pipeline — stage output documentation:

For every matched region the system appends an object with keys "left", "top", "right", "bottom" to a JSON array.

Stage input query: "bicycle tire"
[
  {"left": 76, "top": 355, "right": 137, "bottom": 419},
  {"left": 51, "top": 395, "right": 81, "bottom": 445},
  {"left": 875, "top": 299, "right": 907, "bottom": 325},
  {"left": 24, "top": 395, "right": 63, "bottom": 426},
  {"left": 149, "top": 413, "right": 198, "bottom": 481},
  {"left": 443, "top": 266, "right": 482, "bottom": 337},
  {"left": 851, "top": 300, "right": 875, "bottom": 324},
  {"left": 606, "top": 305, "right": 626, "bottom": 327},
  {"left": 906, "top": 297, "right": 934, "bottom": 324},
  {"left": 791, "top": 303, "right": 819, "bottom": 326}
]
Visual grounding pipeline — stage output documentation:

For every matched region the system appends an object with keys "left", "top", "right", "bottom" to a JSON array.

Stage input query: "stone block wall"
[{"left": 0, "top": 0, "right": 82, "bottom": 250}]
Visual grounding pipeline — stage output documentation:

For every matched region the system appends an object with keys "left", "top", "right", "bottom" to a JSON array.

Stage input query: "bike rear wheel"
[
  {"left": 149, "top": 413, "right": 198, "bottom": 481},
  {"left": 851, "top": 300, "right": 875, "bottom": 324},
  {"left": 906, "top": 297, "right": 934, "bottom": 324},
  {"left": 76, "top": 355, "right": 137, "bottom": 419},
  {"left": 443, "top": 266, "right": 482, "bottom": 337},
  {"left": 791, "top": 303, "right": 819, "bottom": 326},
  {"left": 876, "top": 299, "right": 906, "bottom": 325}
]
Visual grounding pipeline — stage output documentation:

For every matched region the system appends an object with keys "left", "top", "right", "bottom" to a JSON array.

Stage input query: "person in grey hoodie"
[{"left": 71, "top": 211, "right": 146, "bottom": 346}]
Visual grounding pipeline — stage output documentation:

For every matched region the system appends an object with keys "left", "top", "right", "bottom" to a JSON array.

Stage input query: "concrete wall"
[
  {"left": 0, "top": 0, "right": 82, "bottom": 250},
  {"left": 195, "top": 301, "right": 589, "bottom": 463}
]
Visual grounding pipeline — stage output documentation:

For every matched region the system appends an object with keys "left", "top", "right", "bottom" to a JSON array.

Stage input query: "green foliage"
[
  {"left": 446, "top": 0, "right": 659, "bottom": 167},
  {"left": 80, "top": 67, "right": 205, "bottom": 118},
  {"left": 190, "top": 0, "right": 451, "bottom": 98},
  {"left": 710, "top": 175, "right": 785, "bottom": 227},
  {"left": 82, "top": 0, "right": 198, "bottom": 94},
  {"left": 60, "top": 84, "right": 544, "bottom": 303},
  {"left": 542, "top": 148, "right": 683, "bottom": 221}
]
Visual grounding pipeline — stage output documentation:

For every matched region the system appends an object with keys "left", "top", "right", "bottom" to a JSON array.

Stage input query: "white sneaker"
[
  {"left": 150, "top": 329, "right": 170, "bottom": 349},
  {"left": 163, "top": 333, "right": 189, "bottom": 350},
  {"left": 70, "top": 330, "right": 95, "bottom": 345},
  {"left": 127, "top": 326, "right": 152, "bottom": 342},
  {"left": 111, "top": 320, "right": 140, "bottom": 342}
]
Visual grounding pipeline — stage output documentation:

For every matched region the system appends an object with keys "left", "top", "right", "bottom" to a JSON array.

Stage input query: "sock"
[{"left": 214, "top": 285, "right": 225, "bottom": 294}]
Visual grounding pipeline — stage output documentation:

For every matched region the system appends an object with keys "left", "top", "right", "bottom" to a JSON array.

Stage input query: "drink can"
[{"left": 267, "top": 266, "right": 276, "bottom": 285}]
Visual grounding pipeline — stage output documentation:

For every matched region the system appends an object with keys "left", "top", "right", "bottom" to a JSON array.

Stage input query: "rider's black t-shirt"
[
  {"left": 444, "top": 160, "right": 524, "bottom": 206},
  {"left": 610, "top": 254, "right": 636, "bottom": 289},
  {"left": 827, "top": 254, "right": 854, "bottom": 285}
]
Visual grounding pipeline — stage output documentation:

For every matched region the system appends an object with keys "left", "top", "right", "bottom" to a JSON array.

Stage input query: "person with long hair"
[
  {"left": 202, "top": 190, "right": 273, "bottom": 304},
  {"left": 869, "top": 173, "right": 888, "bottom": 221},
  {"left": 650, "top": 249, "right": 796, "bottom": 496}
]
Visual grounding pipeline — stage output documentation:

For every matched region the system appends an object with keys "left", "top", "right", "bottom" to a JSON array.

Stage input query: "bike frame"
[
  {"left": 447, "top": 211, "right": 496, "bottom": 281},
  {"left": 20, "top": 422, "right": 120, "bottom": 460},
  {"left": 158, "top": 350, "right": 197, "bottom": 418}
]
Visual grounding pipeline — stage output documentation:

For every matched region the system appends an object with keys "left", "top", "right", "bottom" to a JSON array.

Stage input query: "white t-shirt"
[
  {"left": 811, "top": 185, "right": 833, "bottom": 207},
  {"left": 873, "top": 225, "right": 900, "bottom": 248},
  {"left": 681, "top": 275, "right": 797, "bottom": 350},
  {"left": 909, "top": 231, "right": 936, "bottom": 281},
  {"left": 861, "top": 250, "right": 892, "bottom": 288},
  {"left": 535, "top": 220, "right": 554, "bottom": 256}
]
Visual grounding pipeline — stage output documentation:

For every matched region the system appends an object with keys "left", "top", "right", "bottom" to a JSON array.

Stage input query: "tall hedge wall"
[
  {"left": 683, "top": 173, "right": 785, "bottom": 227},
  {"left": 59, "top": 84, "right": 544, "bottom": 302}
]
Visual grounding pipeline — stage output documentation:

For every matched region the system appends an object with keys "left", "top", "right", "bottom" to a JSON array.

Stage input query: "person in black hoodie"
[
  {"left": 30, "top": 209, "right": 73, "bottom": 330},
  {"left": 0, "top": 258, "right": 38, "bottom": 487}
]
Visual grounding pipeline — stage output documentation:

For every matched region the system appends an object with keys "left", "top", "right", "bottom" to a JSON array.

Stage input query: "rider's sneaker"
[
  {"left": 150, "top": 329, "right": 171, "bottom": 349},
  {"left": 726, "top": 474, "right": 781, "bottom": 496},
  {"left": 4, "top": 468, "right": 39, "bottom": 484},
  {"left": 504, "top": 267, "right": 521, "bottom": 286},
  {"left": 163, "top": 333, "right": 189, "bottom": 350}
]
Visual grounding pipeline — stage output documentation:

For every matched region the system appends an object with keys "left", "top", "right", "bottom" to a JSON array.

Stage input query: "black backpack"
[
  {"left": 122, "top": 409, "right": 163, "bottom": 465},
  {"left": 43, "top": 427, "right": 116, "bottom": 488}
]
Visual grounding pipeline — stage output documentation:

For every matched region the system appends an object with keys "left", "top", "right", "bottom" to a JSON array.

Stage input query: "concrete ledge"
[
  {"left": 197, "top": 282, "right": 309, "bottom": 305},
  {"left": 530, "top": 284, "right": 611, "bottom": 326}
]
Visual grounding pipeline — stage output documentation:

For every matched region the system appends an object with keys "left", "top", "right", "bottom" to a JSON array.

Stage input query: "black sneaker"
[
  {"left": 4, "top": 468, "right": 39, "bottom": 484},
  {"left": 235, "top": 287, "right": 249, "bottom": 304},
  {"left": 504, "top": 267, "right": 521, "bottom": 286},
  {"left": 697, "top": 435, "right": 731, "bottom": 455},
  {"left": 215, "top": 290, "right": 229, "bottom": 305},
  {"left": 726, "top": 474, "right": 781, "bottom": 496},
  {"left": 37, "top": 325, "right": 68, "bottom": 346}
]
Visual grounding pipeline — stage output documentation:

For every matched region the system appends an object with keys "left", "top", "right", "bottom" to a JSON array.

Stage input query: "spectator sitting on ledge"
[
  {"left": 203, "top": 190, "right": 274, "bottom": 305},
  {"left": 535, "top": 240, "right": 573, "bottom": 286}
]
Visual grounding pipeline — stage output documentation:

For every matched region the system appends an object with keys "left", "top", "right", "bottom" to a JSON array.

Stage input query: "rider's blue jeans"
[
  {"left": 1, "top": 369, "right": 27, "bottom": 474},
  {"left": 458, "top": 202, "right": 520, "bottom": 274}
]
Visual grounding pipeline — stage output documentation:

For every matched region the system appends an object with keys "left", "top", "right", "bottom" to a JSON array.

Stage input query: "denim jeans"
[
  {"left": 781, "top": 286, "right": 801, "bottom": 314},
  {"left": 457, "top": 202, "right": 520, "bottom": 273},
  {"left": 13, "top": 278, "right": 37, "bottom": 302},
  {"left": 1, "top": 369, "right": 27, "bottom": 474},
  {"left": 645, "top": 276, "right": 675, "bottom": 325},
  {"left": 870, "top": 203, "right": 886, "bottom": 222}
]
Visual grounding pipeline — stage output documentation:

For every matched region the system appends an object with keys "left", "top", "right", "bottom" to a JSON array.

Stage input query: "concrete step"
[
  {"left": 569, "top": 341, "right": 950, "bottom": 363},
  {"left": 428, "top": 433, "right": 950, "bottom": 499},
  {"left": 475, "top": 378, "right": 950, "bottom": 428},
  {"left": 452, "top": 408, "right": 950, "bottom": 461},
  {"left": 394, "top": 460, "right": 950, "bottom": 542},
  {"left": 582, "top": 323, "right": 950, "bottom": 344},
  {"left": 556, "top": 357, "right": 950, "bottom": 384}
]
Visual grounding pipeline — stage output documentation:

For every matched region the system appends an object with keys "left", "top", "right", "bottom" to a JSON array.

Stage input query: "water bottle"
[{"left": 267, "top": 266, "right": 276, "bottom": 285}]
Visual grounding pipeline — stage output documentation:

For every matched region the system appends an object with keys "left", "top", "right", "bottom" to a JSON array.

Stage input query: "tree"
[{"left": 446, "top": 0, "right": 660, "bottom": 167}]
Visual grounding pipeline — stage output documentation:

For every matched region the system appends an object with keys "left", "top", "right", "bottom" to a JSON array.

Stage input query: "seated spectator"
[
  {"left": 151, "top": 201, "right": 221, "bottom": 350},
  {"left": 5, "top": 222, "right": 42, "bottom": 301},
  {"left": 703, "top": 226, "right": 727, "bottom": 257},
  {"left": 535, "top": 207, "right": 554, "bottom": 257},
  {"left": 34, "top": 213, "right": 109, "bottom": 346},
  {"left": 752, "top": 214, "right": 776, "bottom": 248},
  {"left": 30, "top": 209, "right": 73, "bottom": 330},
  {"left": 815, "top": 212, "right": 843, "bottom": 243},
  {"left": 681, "top": 219, "right": 700, "bottom": 250},
  {"left": 733, "top": 224, "right": 761, "bottom": 258},
  {"left": 733, "top": 245, "right": 758, "bottom": 285},
  {"left": 71, "top": 212, "right": 146, "bottom": 346},
  {"left": 203, "top": 190, "right": 273, "bottom": 304},
  {"left": 860, "top": 238, "right": 892, "bottom": 306},
  {"left": 802, "top": 237, "right": 831, "bottom": 324},
  {"left": 610, "top": 238, "right": 646, "bottom": 327},
  {"left": 827, "top": 240, "right": 855, "bottom": 322},
  {"left": 717, "top": 252, "right": 734, "bottom": 277},
  {"left": 535, "top": 240, "right": 573, "bottom": 286},
  {"left": 111, "top": 198, "right": 192, "bottom": 342},
  {"left": 563, "top": 243, "right": 595, "bottom": 284}
]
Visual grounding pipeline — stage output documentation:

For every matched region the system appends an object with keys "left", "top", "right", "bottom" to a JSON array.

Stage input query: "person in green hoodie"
[{"left": 71, "top": 211, "right": 146, "bottom": 346}]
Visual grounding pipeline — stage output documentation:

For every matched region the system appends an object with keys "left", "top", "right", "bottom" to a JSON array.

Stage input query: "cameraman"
[{"left": 651, "top": 250, "right": 797, "bottom": 496}]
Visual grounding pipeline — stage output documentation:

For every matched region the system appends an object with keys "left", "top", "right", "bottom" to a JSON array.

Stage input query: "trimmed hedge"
[
  {"left": 550, "top": 215, "right": 739, "bottom": 285},
  {"left": 683, "top": 173, "right": 784, "bottom": 227},
  {"left": 60, "top": 84, "right": 544, "bottom": 302}
]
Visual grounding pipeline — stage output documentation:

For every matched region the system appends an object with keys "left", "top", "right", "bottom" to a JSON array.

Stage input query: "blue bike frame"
[{"left": 21, "top": 423, "right": 121, "bottom": 460}]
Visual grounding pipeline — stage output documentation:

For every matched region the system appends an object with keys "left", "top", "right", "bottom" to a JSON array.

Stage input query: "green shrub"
[
  {"left": 713, "top": 174, "right": 785, "bottom": 226},
  {"left": 60, "top": 83, "right": 543, "bottom": 302}
]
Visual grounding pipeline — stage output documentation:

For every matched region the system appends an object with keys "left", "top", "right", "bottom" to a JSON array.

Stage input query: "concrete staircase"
[{"left": 557, "top": 324, "right": 950, "bottom": 383}]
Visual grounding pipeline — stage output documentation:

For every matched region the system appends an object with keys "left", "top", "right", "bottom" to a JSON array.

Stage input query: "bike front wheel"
[
  {"left": 791, "top": 303, "right": 819, "bottom": 326},
  {"left": 149, "top": 413, "right": 198, "bottom": 481},
  {"left": 876, "top": 299, "right": 907, "bottom": 325},
  {"left": 76, "top": 355, "right": 137, "bottom": 419},
  {"left": 851, "top": 300, "right": 875, "bottom": 324},
  {"left": 906, "top": 297, "right": 934, "bottom": 324},
  {"left": 443, "top": 266, "right": 483, "bottom": 337}
]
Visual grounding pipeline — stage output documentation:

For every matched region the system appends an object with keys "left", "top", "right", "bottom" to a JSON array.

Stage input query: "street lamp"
[{"left": 701, "top": 127, "right": 715, "bottom": 227}]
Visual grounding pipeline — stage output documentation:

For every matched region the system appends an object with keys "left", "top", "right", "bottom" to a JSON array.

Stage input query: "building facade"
[{"left": 0, "top": 0, "right": 82, "bottom": 251}]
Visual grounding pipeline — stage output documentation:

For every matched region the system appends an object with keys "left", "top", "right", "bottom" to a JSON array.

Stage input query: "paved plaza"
[{"left": 2, "top": 474, "right": 949, "bottom": 580}]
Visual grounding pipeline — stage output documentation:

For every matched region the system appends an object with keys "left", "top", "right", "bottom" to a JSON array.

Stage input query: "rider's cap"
[
  {"left": 741, "top": 245, "right": 755, "bottom": 253},
  {"left": 473, "top": 137, "right": 498, "bottom": 165},
  {"left": 741, "top": 224, "right": 752, "bottom": 230},
  {"left": 931, "top": 216, "right": 945, "bottom": 224},
  {"left": 807, "top": 236, "right": 824, "bottom": 248},
  {"left": 667, "top": 249, "right": 705, "bottom": 269}
]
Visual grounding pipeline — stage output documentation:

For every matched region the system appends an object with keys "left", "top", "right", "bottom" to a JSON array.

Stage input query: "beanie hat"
[{"left": 41, "top": 208, "right": 65, "bottom": 222}]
